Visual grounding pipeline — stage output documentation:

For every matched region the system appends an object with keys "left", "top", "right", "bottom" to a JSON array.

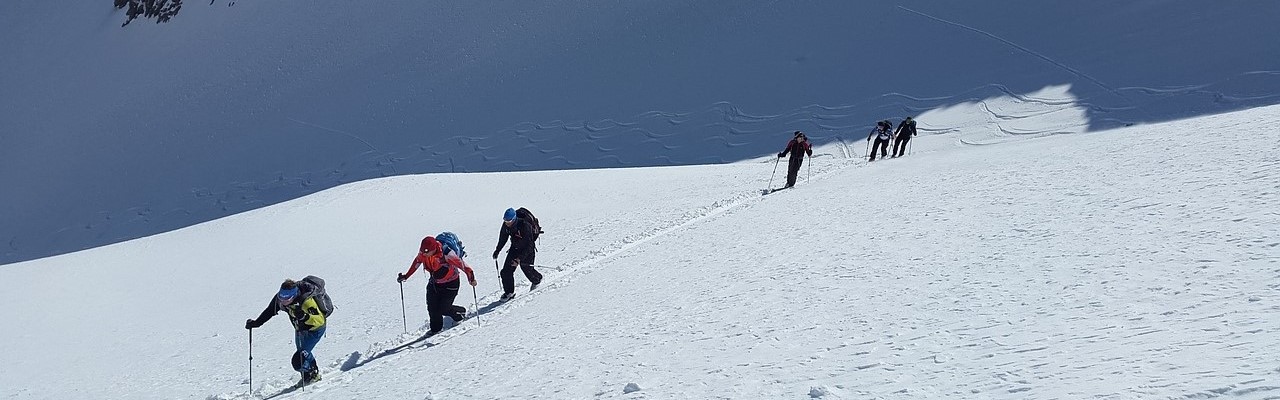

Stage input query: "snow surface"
[
  {"left": 2, "top": 104, "right": 1278, "bottom": 399},
  {"left": 4, "top": 1, "right": 1280, "bottom": 263}
]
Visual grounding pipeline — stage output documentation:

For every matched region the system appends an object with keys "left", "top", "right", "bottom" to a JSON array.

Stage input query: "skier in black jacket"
[
  {"left": 777, "top": 131, "right": 814, "bottom": 189},
  {"left": 892, "top": 116, "right": 917, "bottom": 158},
  {"left": 492, "top": 207, "right": 543, "bottom": 300}
]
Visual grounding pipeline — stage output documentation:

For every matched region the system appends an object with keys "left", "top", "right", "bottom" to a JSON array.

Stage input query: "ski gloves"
[
  {"left": 245, "top": 319, "right": 260, "bottom": 330},
  {"left": 397, "top": 273, "right": 407, "bottom": 283},
  {"left": 492, "top": 249, "right": 500, "bottom": 259}
]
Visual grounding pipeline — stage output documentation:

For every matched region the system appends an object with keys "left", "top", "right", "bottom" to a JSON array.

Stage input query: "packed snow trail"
[{"left": 251, "top": 106, "right": 1278, "bottom": 399}]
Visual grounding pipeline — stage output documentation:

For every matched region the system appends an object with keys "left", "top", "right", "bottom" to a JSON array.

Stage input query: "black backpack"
[
  {"left": 301, "top": 275, "right": 335, "bottom": 317},
  {"left": 515, "top": 207, "right": 543, "bottom": 241}
]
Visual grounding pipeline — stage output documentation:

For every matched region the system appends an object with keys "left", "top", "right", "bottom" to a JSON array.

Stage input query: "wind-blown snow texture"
[
  {"left": 3, "top": 1, "right": 1280, "bottom": 263},
  {"left": 1, "top": 105, "right": 1277, "bottom": 399}
]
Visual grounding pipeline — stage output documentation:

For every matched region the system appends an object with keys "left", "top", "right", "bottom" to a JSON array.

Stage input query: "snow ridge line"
[{"left": 896, "top": 5, "right": 1124, "bottom": 101}]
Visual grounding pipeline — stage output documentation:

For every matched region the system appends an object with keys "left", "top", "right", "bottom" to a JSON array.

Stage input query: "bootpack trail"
[{"left": 211, "top": 153, "right": 861, "bottom": 399}]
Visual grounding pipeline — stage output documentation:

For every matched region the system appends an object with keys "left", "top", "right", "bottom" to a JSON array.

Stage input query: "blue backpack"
[{"left": 435, "top": 232, "right": 466, "bottom": 258}]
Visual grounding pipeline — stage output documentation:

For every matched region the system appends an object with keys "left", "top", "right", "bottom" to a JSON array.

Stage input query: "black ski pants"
[
  {"left": 869, "top": 139, "right": 890, "bottom": 161},
  {"left": 501, "top": 249, "right": 542, "bottom": 295},
  {"left": 426, "top": 279, "right": 466, "bottom": 333},
  {"left": 892, "top": 136, "right": 911, "bottom": 157},
  {"left": 785, "top": 156, "right": 804, "bottom": 188}
]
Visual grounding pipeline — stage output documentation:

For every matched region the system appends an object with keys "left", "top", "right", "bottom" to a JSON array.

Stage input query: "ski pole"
[
  {"left": 248, "top": 328, "right": 253, "bottom": 392},
  {"left": 471, "top": 285, "right": 481, "bottom": 327},
  {"left": 398, "top": 281, "right": 408, "bottom": 334},
  {"left": 864, "top": 140, "right": 871, "bottom": 160},
  {"left": 806, "top": 152, "right": 811, "bottom": 183},
  {"left": 767, "top": 156, "right": 780, "bottom": 191},
  {"left": 908, "top": 137, "right": 914, "bottom": 156}
]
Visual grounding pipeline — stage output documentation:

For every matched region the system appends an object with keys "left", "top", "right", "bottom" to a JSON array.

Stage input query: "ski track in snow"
[
  {"left": 897, "top": 5, "right": 1122, "bottom": 99},
  {"left": 209, "top": 140, "right": 866, "bottom": 400},
  {"left": 498, "top": 108, "right": 1279, "bottom": 399}
]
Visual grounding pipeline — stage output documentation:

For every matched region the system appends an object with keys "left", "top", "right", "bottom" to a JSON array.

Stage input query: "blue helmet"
[{"left": 503, "top": 208, "right": 517, "bottom": 221}]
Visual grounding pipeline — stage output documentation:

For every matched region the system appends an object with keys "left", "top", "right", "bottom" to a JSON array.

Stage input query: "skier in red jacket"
[{"left": 398, "top": 236, "right": 477, "bottom": 335}]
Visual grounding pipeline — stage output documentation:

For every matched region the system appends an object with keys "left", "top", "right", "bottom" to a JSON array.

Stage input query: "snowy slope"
[
  {"left": 4, "top": 1, "right": 1280, "bottom": 264},
  {"left": 3, "top": 104, "right": 1278, "bottom": 399}
]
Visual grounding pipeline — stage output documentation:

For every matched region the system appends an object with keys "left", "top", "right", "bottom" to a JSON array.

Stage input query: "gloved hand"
[
  {"left": 492, "top": 250, "right": 500, "bottom": 259},
  {"left": 469, "top": 279, "right": 478, "bottom": 287},
  {"left": 245, "top": 319, "right": 258, "bottom": 330},
  {"left": 397, "top": 273, "right": 407, "bottom": 283},
  {"left": 777, "top": 152, "right": 784, "bottom": 158}
]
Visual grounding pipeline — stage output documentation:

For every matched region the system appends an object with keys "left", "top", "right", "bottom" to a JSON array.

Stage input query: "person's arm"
[
  {"left": 450, "top": 255, "right": 478, "bottom": 285},
  {"left": 462, "top": 263, "right": 477, "bottom": 285},
  {"left": 399, "top": 254, "right": 426, "bottom": 282},
  {"left": 493, "top": 225, "right": 510, "bottom": 259},
  {"left": 245, "top": 297, "right": 279, "bottom": 329},
  {"left": 779, "top": 139, "right": 793, "bottom": 158},
  {"left": 806, "top": 142, "right": 813, "bottom": 156}
]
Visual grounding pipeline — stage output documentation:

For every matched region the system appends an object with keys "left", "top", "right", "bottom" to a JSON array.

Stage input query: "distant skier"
[
  {"left": 867, "top": 120, "right": 893, "bottom": 161},
  {"left": 398, "top": 236, "right": 477, "bottom": 336},
  {"left": 776, "top": 131, "right": 814, "bottom": 189},
  {"left": 892, "top": 116, "right": 917, "bottom": 158},
  {"left": 245, "top": 278, "right": 329, "bottom": 386},
  {"left": 492, "top": 207, "right": 543, "bottom": 300}
]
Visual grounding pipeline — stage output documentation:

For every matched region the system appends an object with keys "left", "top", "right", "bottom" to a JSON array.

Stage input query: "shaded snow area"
[
  {"left": 2, "top": 105, "right": 1277, "bottom": 399},
  {"left": 4, "top": 1, "right": 1280, "bottom": 263}
]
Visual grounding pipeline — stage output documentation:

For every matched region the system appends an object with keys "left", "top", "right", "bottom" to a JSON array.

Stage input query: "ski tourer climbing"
[
  {"left": 492, "top": 207, "right": 543, "bottom": 300},
  {"left": 398, "top": 236, "right": 477, "bottom": 336},
  {"left": 245, "top": 277, "right": 332, "bottom": 386},
  {"left": 892, "top": 116, "right": 917, "bottom": 158},
  {"left": 777, "top": 131, "right": 814, "bottom": 189},
  {"left": 867, "top": 120, "right": 893, "bottom": 161}
]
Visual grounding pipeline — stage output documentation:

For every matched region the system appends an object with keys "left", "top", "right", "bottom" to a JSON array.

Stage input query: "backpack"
[
  {"left": 515, "top": 207, "right": 543, "bottom": 241},
  {"left": 435, "top": 231, "right": 466, "bottom": 258},
  {"left": 301, "top": 275, "right": 335, "bottom": 317}
]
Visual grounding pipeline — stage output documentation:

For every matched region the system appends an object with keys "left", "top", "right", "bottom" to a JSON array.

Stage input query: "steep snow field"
[
  {"left": 2, "top": 104, "right": 1277, "bottom": 399},
  {"left": 4, "top": 1, "right": 1280, "bottom": 264}
]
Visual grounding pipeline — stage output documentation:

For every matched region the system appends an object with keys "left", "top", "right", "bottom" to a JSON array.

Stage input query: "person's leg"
[
  {"left": 520, "top": 251, "right": 543, "bottom": 287},
  {"left": 785, "top": 157, "right": 802, "bottom": 187},
  {"left": 426, "top": 283, "right": 445, "bottom": 332},
  {"left": 501, "top": 253, "right": 519, "bottom": 295},
  {"left": 440, "top": 280, "right": 464, "bottom": 321},
  {"left": 293, "top": 326, "right": 326, "bottom": 378}
]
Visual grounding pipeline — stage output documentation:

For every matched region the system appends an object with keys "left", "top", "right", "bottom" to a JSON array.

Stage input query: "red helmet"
[{"left": 420, "top": 236, "right": 442, "bottom": 254}]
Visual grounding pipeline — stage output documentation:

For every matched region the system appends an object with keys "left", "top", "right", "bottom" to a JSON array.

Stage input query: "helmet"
[
  {"left": 420, "top": 236, "right": 442, "bottom": 254},
  {"left": 503, "top": 208, "right": 517, "bottom": 221}
]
